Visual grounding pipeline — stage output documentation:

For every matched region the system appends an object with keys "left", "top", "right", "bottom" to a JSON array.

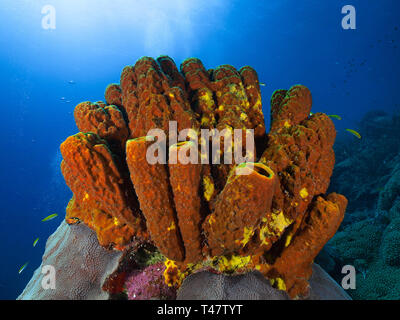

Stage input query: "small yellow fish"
[
  {"left": 259, "top": 82, "right": 266, "bottom": 87},
  {"left": 65, "top": 217, "right": 81, "bottom": 225},
  {"left": 33, "top": 238, "right": 39, "bottom": 247},
  {"left": 328, "top": 114, "right": 342, "bottom": 120},
  {"left": 42, "top": 213, "right": 58, "bottom": 222},
  {"left": 18, "top": 262, "right": 29, "bottom": 274},
  {"left": 346, "top": 129, "right": 361, "bottom": 139}
]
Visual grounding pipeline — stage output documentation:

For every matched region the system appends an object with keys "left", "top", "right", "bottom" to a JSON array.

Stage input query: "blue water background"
[{"left": 0, "top": 0, "right": 399, "bottom": 299}]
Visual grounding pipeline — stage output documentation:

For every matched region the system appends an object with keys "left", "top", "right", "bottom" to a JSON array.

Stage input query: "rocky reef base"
[
  {"left": 19, "top": 55, "right": 351, "bottom": 299},
  {"left": 18, "top": 221, "right": 122, "bottom": 300},
  {"left": 19, "top": 221, "right": 350, "bottom": 300}
]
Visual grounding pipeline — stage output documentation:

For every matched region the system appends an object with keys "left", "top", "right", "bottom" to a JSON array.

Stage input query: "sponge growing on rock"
[{"left": 58, "top": 55, "right": 347, "bottom": 299}]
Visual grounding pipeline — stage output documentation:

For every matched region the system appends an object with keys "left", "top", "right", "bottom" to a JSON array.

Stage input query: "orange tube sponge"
[
  {"left": 73, "top": 101, "right": 129, "bottom": 153},
  {"left": 212, "top": 64, "right": 252, "bottom": 132},
  {"left": 121, "top": 57, "right": 199, "bottom": 138},
  {"left": 270, "top": 85, "right": 312, "bottom": 132},
  {"left": 181, "top": 58, "right": 216, "bottom": 128},
  {"left": 303, "top": 113, "right": 336, "bottom": 194},
  {"left": 166, "top": 86, "right": 199, "bottom": 133},
  {"left": 180, "top": 58, "right": 214, "bottom": 92},
  {"left": 64, "top": 197, "right": 137, "bottom": 249},
  {"left": 60, "top": 132, "right": 146, "bottom": 248},
  {"left": 203, "top": 163, "right": 277, "bottom": 257},
  {"left": 59, "top": 55, "right": 348, "bottom": 299},
  {"left": 119, "top": 66, "right": 139, "bottom": 136},
  {"left": 266, "top": 193, "right": 347, "bottom": 298},
  {"left": 239, "top": 66, "right": 265, "bottom": 137},
  {"left": 105, "top": 84, "right": 122, "bottom": 107},
  {"left": 259, "top": 99, "right": 337, "bottom": 251},
  {"left": 157, "top": 55, "right": 186, "bottom": 95},
  {"left": 126, "top": 137, "right": 184, "bottom": 262},
  {"left": 169, "top": 141, "right": 203, "bottom": 264}
]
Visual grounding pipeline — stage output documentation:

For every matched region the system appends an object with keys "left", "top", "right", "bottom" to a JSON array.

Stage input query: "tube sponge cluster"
[{"left": 60, "top": 56, "right": 347, "bottom": 299}]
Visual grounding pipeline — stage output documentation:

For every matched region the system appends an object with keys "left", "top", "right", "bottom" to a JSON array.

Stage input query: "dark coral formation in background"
[
  {"left": 60, "top": 56, "right": 347, "bottom": 299},
  {"left": 317, "top": 111, "right": 400, "bottom": 299}
]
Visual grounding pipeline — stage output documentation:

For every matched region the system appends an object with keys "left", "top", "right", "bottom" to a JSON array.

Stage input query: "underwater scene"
[{"left": 1, "top": 0, "right": 399, "bottom": 302}]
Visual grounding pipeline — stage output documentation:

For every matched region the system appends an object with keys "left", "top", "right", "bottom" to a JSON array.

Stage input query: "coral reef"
[
  {"left": 177, "top": 270, "right": 291, "bottom": 300},
  {"left": 59, "top": 55, "right": 346, "bottom": 299},
  {"left": 317, "top": 110, "right": 400, "bottom": 299},
  {"left": 328, "top": 216, "right": 400, "bottom": 299},
  {"left": 177, "top": 264, "right": 350, "bottom": 300},
  {"left": 331, "top": 110, "right": 400, "bottom": 211},
  {"left": 18, "top": 221, "right": 122, "bottom": 300}
]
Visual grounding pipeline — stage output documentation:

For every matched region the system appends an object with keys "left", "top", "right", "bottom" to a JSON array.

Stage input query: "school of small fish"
[
  {"left": 19, "top": 80, "right": 80, "bottom": 274},
  {"left": 18, "top": 213, "right": 59, "bottom": 274}
]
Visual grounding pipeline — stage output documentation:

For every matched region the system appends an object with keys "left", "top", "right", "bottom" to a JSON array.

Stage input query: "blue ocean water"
[{"left": 0, "top": 0, "right": 399, "bottom": 299}]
